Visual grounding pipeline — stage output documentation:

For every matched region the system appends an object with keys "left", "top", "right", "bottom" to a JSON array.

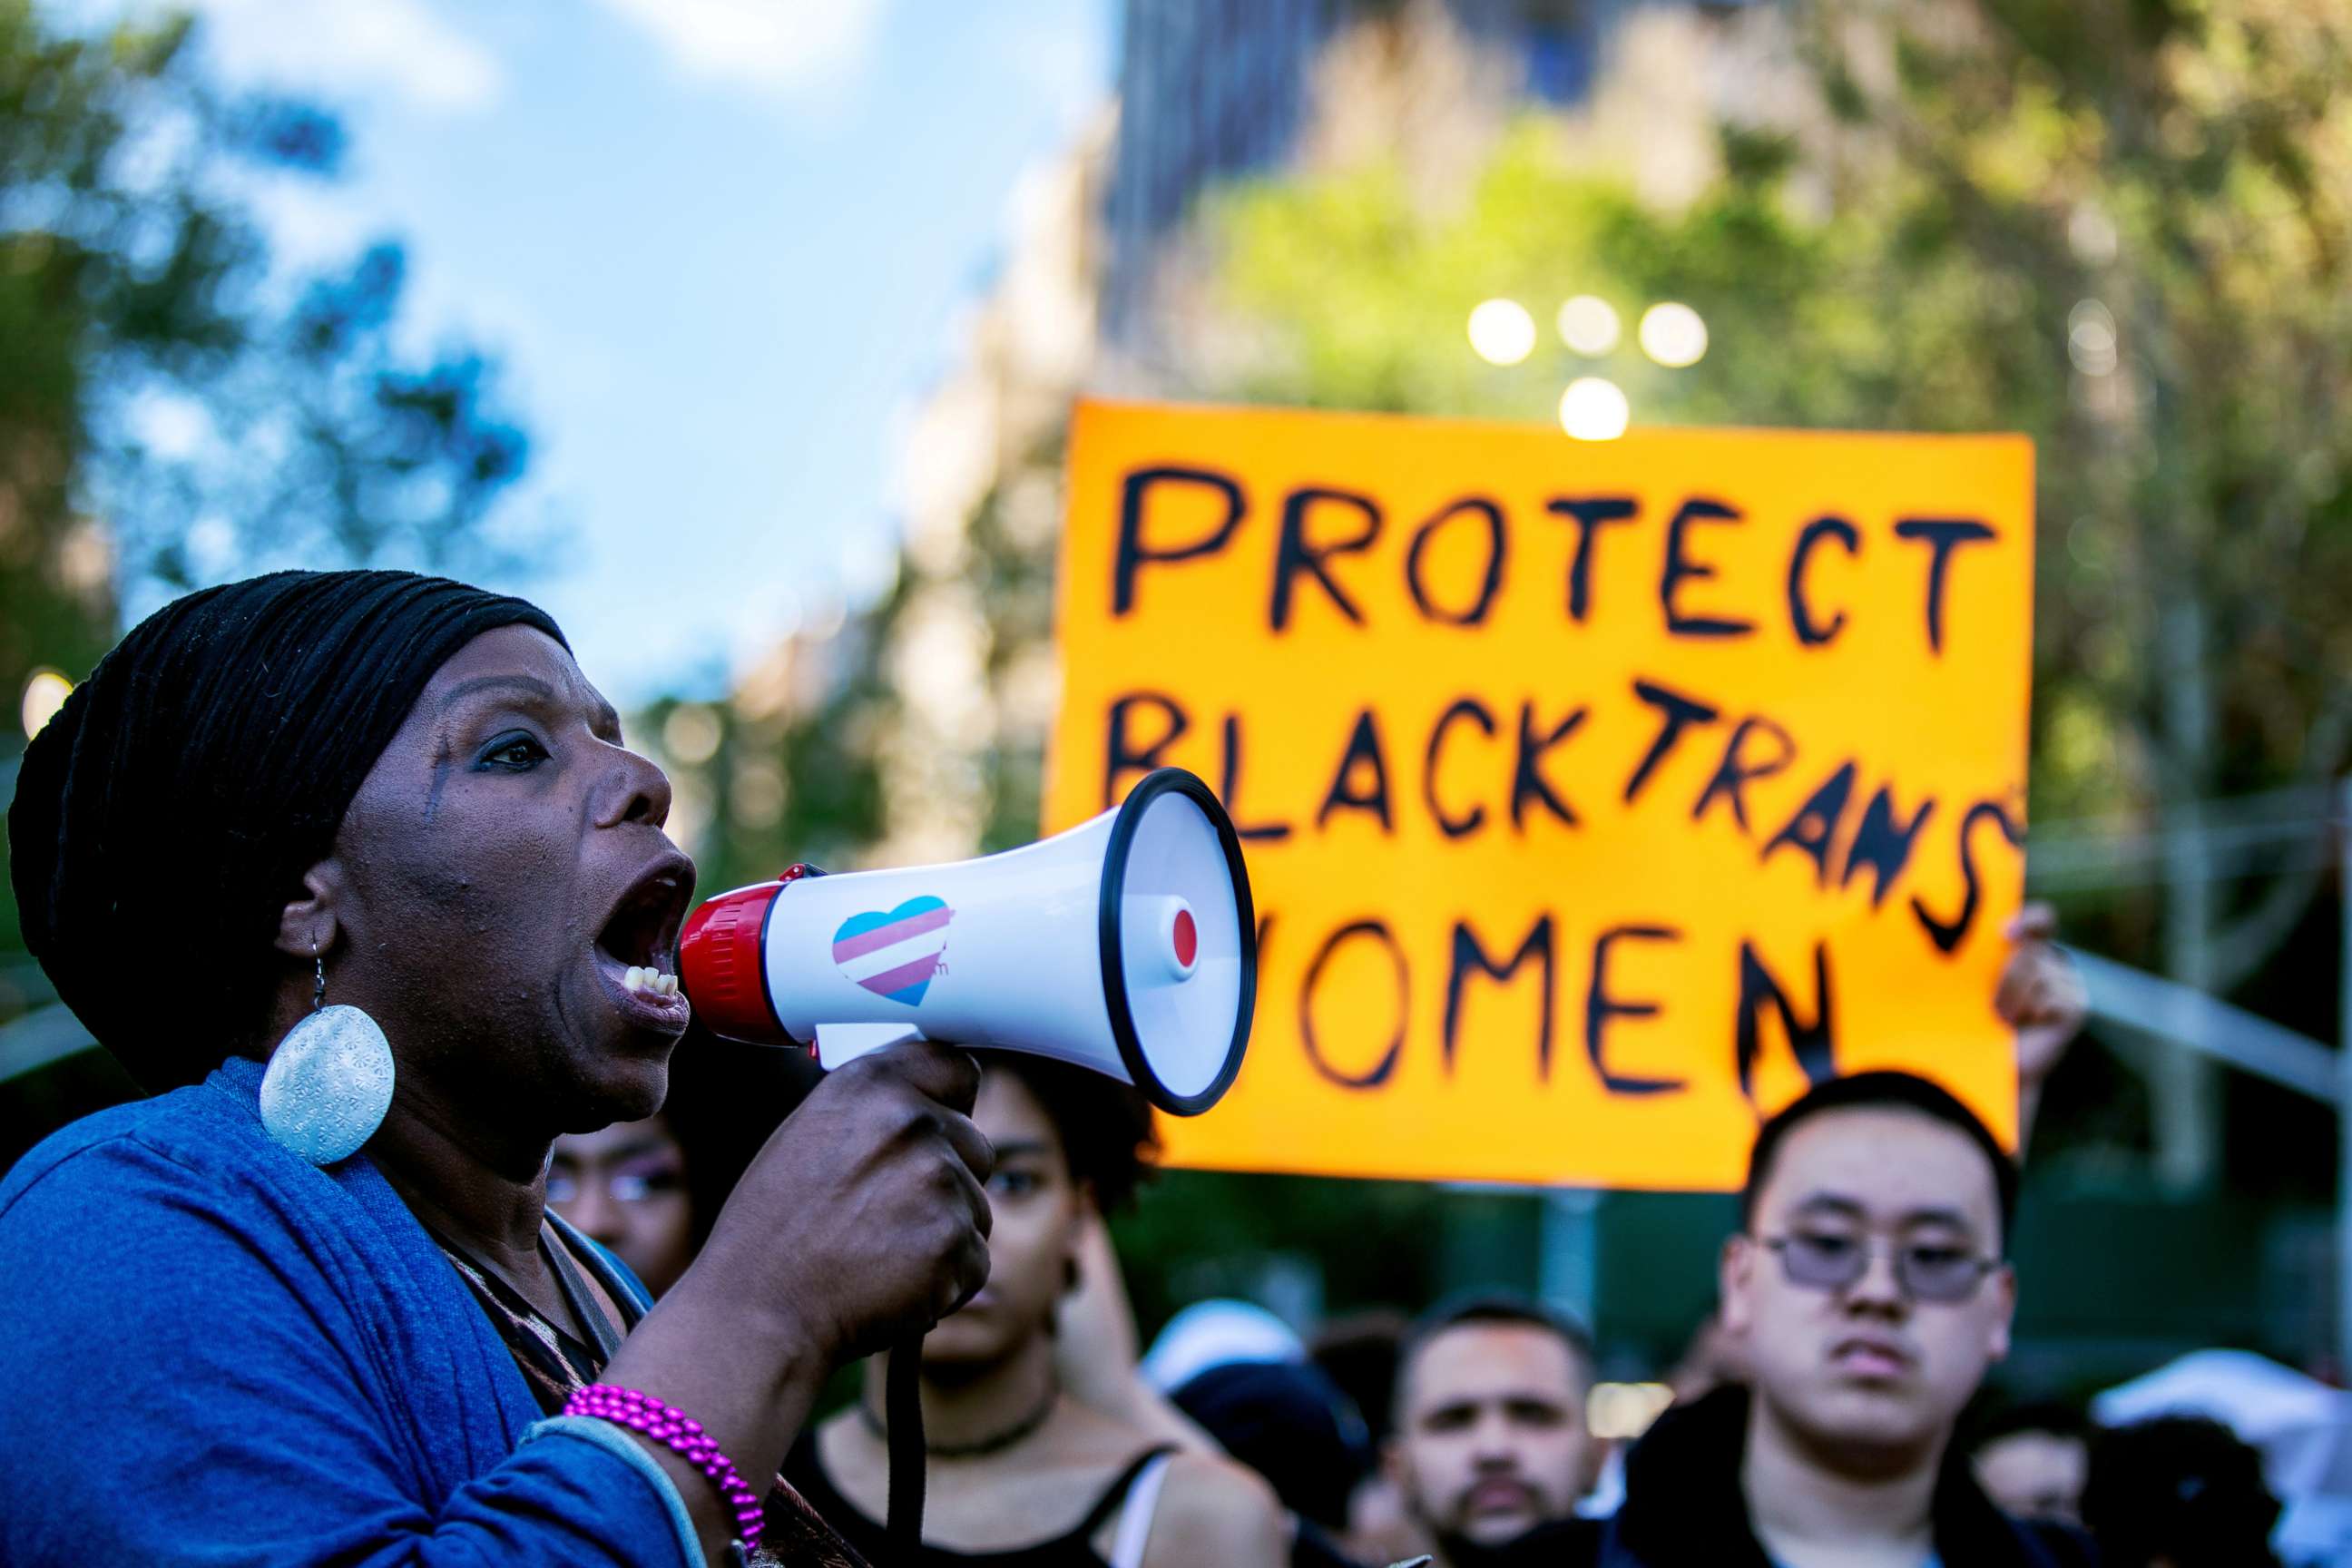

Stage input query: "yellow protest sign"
[{"left": 1045, "top": 400, "right": 2034, "bottom": 1191}]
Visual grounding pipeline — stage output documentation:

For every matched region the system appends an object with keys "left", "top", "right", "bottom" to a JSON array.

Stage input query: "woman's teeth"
[{"left": 622, "top": 965, "right": 680, "bottom": 998}]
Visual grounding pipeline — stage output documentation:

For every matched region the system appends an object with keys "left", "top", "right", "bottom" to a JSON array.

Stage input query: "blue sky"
[{"left": 90, "top": 0, "right": 1113, "bottom": 702}]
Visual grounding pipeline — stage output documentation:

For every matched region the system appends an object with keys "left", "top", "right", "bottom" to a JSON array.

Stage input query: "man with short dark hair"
[
  {"left": 1381, "top": 1296, "right": 1600, "bottom": 1568},
  {"left": 1445, "top": 906, "right": 2090, "bottom": 1568},
  {"left": 1465, "top": 1071, "right": 2092, "bottom": 1568}
]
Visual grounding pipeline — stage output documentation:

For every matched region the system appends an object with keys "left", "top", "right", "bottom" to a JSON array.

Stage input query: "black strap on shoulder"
[
  {"left": 544, "top": 1211, "right": 650, "bottom": 1327},
  {"left": 541, "top": 1219, "right": 624, "bottom": 1362},
  {"left": 1073, "top": 1445, "right": 1180, "bottom": 1538}
]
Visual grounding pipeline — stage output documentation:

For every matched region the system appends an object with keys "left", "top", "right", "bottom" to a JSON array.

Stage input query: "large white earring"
[{"left": 260, "top": 947, "right": 395, "bottom": 1165}]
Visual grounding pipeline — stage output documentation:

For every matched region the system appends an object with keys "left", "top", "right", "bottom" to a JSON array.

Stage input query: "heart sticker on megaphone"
[
  {"left": 679, "top": 768, "right": 1256, "bottom": 1117},
  {"left": 831, "top": 897, "right": 955, "bottom": 1005}
]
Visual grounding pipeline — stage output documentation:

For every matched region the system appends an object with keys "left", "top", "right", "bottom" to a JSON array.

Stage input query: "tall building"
[
  {"left": 1102, "top": 0, "right": 1328, "bottom": 349},
  {"left": 1102, "top": 0, "right": 1653, "bottom": 352}
]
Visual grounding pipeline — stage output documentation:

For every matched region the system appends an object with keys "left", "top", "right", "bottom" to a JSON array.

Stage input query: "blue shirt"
[{"left": 0, "top": 1057, "right": 701, "bottom": 1566}]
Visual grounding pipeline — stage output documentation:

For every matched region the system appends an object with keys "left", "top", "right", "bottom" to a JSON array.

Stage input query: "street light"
[
  {"left": 1557, "top": 295, "right": 1621, "bottom": 357},
  {"left": 1638, "top": 302, "right": 1708, "bottom": 368},
  {"left": 1559, "top": 377, "right": 1630, "bottom": 441},
  {"left": 20, "top": 668, "right": 72, "bottom": 739},
  {"left": 1467, "top": 299, "right": 1537, "bottom": 366},
  {"left": 2067, "top": 299, "right": 2118, "bottom": 376}
]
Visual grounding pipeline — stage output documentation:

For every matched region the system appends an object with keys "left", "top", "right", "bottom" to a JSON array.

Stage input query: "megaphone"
[{"left": 678, "top": 767, "right": 1254, "bottom": 1116}]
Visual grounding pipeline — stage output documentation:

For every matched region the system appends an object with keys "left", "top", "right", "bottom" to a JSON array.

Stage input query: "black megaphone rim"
[{"left": 1094, "top": 766, "right": 1256, "bottom": 1117}]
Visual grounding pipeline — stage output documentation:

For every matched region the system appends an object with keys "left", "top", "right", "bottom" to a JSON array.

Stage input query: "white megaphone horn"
[{"left": 677, "top": 767, "right": 1256, "bottom": 1116}]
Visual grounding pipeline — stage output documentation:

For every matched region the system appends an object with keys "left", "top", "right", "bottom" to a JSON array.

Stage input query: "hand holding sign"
[
  {"left": 1047, "top": 401, "right": 2034, "bottom": 1191},
  {"left": 1999, "top": 901, "right": 2088, "bottom": 1147}
]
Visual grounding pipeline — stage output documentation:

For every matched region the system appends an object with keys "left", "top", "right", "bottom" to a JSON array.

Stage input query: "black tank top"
[{"left": 784, "top": 1434, "right": 1177, "bottom": 1568}]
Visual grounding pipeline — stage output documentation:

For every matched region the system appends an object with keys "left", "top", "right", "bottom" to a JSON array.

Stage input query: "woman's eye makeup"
[{"left": 475, "top": 730, "right": 552, "bottom": 771}]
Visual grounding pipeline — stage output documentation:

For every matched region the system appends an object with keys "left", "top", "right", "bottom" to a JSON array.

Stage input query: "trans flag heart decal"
[{"left": 832, "top": 897, "right": 954, "bottom": 1006}]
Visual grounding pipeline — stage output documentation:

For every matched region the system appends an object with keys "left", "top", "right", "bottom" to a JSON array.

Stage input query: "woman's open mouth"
[{"left": 593, "top": 852, "right": 694, "bottom": 1030}]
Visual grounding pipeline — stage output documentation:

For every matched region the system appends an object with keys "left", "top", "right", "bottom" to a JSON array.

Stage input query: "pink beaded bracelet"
[{"left": 563, "top": 1382, "right": 764, "bottom": 1546}]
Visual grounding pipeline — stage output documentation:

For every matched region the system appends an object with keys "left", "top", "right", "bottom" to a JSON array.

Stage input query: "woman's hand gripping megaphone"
[{"left": 673, "top": 768, "right": 1256, "bottom": 1557}]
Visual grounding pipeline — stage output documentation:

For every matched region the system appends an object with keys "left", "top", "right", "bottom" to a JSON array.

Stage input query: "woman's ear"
[{"left": 273, "top": 860, "right": 346, "bottom": 960}]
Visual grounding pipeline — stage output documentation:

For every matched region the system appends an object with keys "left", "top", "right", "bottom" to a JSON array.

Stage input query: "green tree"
[
  {"left": 2, "top": 3, "right": 538, "bottom": 1135},
  {"left": 1178, "top": 0, "right": 2352, "bottom": 1188}
]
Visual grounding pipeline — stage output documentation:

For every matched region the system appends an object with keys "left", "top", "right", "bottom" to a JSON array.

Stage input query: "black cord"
[{"left": 885, "top": 1331, "right": 926, "bottom": 1559}]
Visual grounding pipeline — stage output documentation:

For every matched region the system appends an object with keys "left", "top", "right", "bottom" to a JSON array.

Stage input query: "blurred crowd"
[{"left": 549, "top": 909, "right": 2331, "bottom": 1568}]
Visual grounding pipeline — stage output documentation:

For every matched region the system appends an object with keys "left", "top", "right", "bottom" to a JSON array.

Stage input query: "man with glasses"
[{"left": 1464, "top": 1071, "right": 2093, "bottom": 1567}]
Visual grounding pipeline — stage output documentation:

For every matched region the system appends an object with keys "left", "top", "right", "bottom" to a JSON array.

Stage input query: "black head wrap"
[{"left": 10, "top": 570, "right": 567, "bottom": 1092}]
